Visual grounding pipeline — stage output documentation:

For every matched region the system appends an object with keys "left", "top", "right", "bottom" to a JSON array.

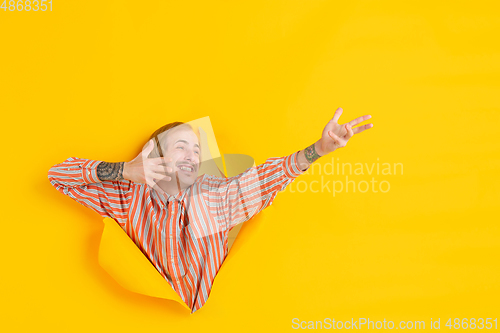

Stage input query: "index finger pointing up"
[
  {"left": 142, "top": 140, "right": 155, "bottom": 158},
  {"left": 331, "top": 107, "right": 343, "bottom": 123}
]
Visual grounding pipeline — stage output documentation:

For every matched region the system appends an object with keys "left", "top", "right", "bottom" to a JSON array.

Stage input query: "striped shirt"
[{"left": 48, "top": 151, "right": 308, "bottom": 313}]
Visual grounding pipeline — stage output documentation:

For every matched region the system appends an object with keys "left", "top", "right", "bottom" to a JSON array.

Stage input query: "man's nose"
[{"left": 184, "top": 148, "right": 197, "bottom": 162}]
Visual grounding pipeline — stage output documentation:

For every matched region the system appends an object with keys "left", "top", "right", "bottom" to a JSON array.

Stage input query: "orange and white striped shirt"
[{"left": 48, "top": 151, "right": 308, "bottom": 313}]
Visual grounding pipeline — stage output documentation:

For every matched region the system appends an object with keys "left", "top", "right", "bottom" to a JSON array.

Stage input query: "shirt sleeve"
[
  {"left": 208, "top": 151, "right": 309, "bottom": 231},
  {"left": 47, "top": 157, "right": 133, "bottom": 227}
]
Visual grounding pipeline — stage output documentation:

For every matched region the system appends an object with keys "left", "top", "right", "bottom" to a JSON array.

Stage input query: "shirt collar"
[
  {"left": 154, "top": 186, "right": 188, "bottom": 203},
  {"left": 149, "top": 176, "right": 202, "bottom": 204}
]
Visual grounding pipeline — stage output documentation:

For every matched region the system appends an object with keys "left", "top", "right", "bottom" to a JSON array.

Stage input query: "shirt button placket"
[
  {"left": 168, "top": 199, "right": 179, "bottom": 288},
  {"left": 170, "top": 234, "right": 175, "bottom": 264},
  {"left": 173, "top": 200, "right": 182, "bottom": 287},
  {"left": 170, "top": 205, "right": 175, "bottom": 264}
]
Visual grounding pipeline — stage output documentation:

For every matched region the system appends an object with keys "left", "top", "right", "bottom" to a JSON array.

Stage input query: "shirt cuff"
[
  {"left": 283, "top": 151, "right": 309, "bottom": 179},
  {"left": 81, "top": 159, "right": 103, "bottom": 184}
]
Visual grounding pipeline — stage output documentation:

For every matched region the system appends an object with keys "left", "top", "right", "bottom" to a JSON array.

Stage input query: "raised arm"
[
  {"left": 205, "top": 150, "right": 307, "bottom": 232},
  {"left": 47, "top": 158, "right": 133, "bottom": 226},
  {"left": 48, "top": 140, "right": 174, "bottom": 225},
  {"left": 296, "top": 107, "right": 373, "bottom": 170},
  {"left": 209, "top": 107, "right": 373, "bottom": 232}
]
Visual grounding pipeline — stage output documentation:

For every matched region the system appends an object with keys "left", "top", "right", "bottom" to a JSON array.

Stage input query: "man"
[{"left": 48, "top": 108, "right": 373, "bottom": 313}]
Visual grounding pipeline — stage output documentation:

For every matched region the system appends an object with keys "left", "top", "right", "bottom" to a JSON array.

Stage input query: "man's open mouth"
[{"left": 178, "top": 165, "right": 195, "bottom": 173}]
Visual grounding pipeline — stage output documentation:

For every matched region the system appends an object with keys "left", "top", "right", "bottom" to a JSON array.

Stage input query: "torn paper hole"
[{"left": 97, "top": 116, "right": 259, "bottom": 311}]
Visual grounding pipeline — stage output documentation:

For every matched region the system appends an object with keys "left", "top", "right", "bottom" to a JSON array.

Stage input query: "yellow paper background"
[{"left": 1, "top": 0, "right": 499, "bottom": 331}]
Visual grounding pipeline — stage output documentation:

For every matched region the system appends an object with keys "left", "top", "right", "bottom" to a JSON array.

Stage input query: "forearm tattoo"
[
  {"left": 304, "top": 143, "right": 322, "bottom": 164},
  {"left": 97, "top": 162, "right": 125, "bottom": 181}
]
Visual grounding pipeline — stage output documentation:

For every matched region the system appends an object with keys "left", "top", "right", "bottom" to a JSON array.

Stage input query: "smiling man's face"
[{"left": 161, "top": 124, "right": 201, "bottom": 189}]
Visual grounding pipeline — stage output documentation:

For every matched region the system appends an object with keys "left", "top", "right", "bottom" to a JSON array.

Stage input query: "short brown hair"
[{"left": 147, "top": 122, "right": 200, "bottom": 159}]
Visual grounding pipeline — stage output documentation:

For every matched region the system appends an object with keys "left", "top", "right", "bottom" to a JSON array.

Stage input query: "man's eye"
[
  {"left": 176, "top": 146, "right": 184, "bottom": 150},
  {"left": 195, "top": 151, "right": 200, "bottom": 155}
]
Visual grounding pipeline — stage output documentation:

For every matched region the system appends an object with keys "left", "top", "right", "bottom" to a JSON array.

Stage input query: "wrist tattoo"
[
  {"left": 97, "top": 162, "right": 125, "bottom": 181},
  {"left": 304, "top": 143, "right": 322, "bottom": 164}
]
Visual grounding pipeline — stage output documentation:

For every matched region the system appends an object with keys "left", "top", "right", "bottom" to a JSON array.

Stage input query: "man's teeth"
[{"left": 179, "top": 166, "right": 193, "bottom": 172}]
